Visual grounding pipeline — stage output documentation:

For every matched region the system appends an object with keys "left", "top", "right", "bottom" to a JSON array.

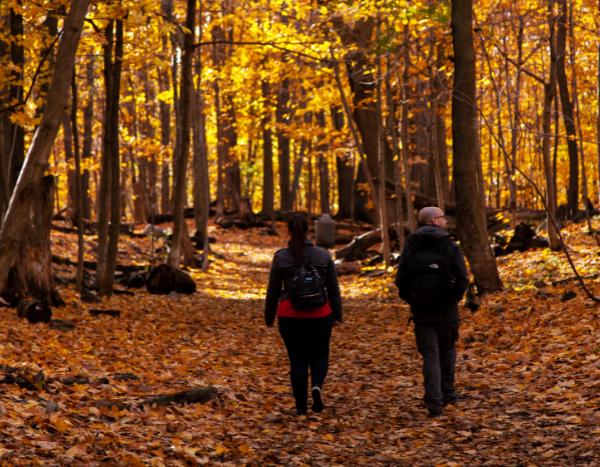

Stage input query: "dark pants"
[
  {"left": 278, "top": 314, "right": 333, "bottom": 411},
  {"left": 414, "top": 320, "right": 460, "bottom": 413}
]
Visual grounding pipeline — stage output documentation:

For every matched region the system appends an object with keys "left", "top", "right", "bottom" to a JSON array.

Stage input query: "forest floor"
[{"left": 2, "top": 219, "right": 600, "bottom": 466}]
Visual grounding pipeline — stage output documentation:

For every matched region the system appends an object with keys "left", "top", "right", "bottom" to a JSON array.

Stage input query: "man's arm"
[
  {"left": 450, "top": 243, "right": 469, "bottom": 300},
  {"left": 395, "top": 242, "right": 413, "bottom": 304}
]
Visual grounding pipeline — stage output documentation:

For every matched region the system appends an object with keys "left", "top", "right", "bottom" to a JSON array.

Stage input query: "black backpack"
[
  {"left": 285, "top": 247, "right": 328, "bottom": 311},
  {"left": 405, "top": 236, "right": 454, "bottom": 309}
]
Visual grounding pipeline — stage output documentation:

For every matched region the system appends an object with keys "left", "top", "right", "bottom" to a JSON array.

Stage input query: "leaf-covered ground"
[{"left": 2, "top": 220, "right": 600, "bottom": 466}]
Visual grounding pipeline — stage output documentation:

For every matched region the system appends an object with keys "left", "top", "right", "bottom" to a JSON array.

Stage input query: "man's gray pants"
[{"left": 414, "top": 320, "right": 460, "bottom": 413}]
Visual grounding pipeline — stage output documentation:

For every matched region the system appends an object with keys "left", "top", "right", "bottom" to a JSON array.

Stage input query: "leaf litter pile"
[{"left": 2, "top": 220, "right": 600, "bottom": 466}]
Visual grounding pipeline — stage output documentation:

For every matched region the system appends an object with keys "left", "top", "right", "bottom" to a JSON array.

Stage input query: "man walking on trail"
[{"left": 395, "top": 207, "right": 469, "bottom": 417}]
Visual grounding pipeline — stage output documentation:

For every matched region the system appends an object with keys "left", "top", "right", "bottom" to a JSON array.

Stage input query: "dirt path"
[{"left": 1, "top": 224, "right": 599, "bottom": 465}]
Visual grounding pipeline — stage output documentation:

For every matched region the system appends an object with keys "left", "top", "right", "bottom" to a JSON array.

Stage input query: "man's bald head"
[{"left": 418, "top": 207, "right": 445, "bottom": 226}]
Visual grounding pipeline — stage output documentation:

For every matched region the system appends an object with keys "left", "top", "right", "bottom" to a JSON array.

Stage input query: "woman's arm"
[
  {"left": 264, "top": 254, "right": 283, "bottom": 326},
  {"left": 325, "top": 257, "right": 343, "bottom": 323}
]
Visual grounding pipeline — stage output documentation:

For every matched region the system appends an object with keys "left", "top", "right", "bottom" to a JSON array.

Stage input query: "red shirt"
[{"left": 277, "top": 299, "right": 332, "bottom": 319}]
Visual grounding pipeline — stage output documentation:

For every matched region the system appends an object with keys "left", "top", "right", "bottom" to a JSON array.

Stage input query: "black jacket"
[
  {"left": 395, "top": 225, "right": 469, "bottom": 324},
  {"left": 265, "top": 239, "right": 342, "bottom": 326}
]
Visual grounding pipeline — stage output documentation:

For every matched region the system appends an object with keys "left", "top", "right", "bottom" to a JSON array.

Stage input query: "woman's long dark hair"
[{"left": 288, "top": 214, "right": 308, "bottom": 263}]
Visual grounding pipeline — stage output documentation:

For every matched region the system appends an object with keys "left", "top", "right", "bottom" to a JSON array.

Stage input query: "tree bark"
[
  {"left": 375, "top": 32, "right": 390, "bottom": 268},
  {"left": 81, "top": 59, "right": 94, "bottom": 219},
  {"left": 556, "top": 0, "right": 579, "bottom": 218},
  {"left": 332, "top": 107, "right": 353, "bottom": 219},
  {"left": 70, "top": 71, "right": 85, "bottom": 292},
  {"left": 542, "top": 9, "right": 560, "bottom": 250},
  {"left": 261, "top": 81, "right": 275, "bottom": 228},
  {"left": 316, "top": 111, "right": 330, "bottom": 214},
  {"left": 8, "top": 0, "right": 25, "bottom": 193},
  {"left": 0, "top": 0, "right": 90, "bottom": 295},
  {"left": 386, "top": 56, "right": 405, "bottom": 250},
  {"left": 95, "top": 21, "right": 113, "bottom": 287},
  {"left": 3, "top": 176, "right": 63, "bottom": 308},
  {"left": 167, "top": 0, "right": 196, "bottom": 268},
  {"left": 276, "top": 79, "right": 291, "bottom": 211},
  {"left": 451, "top": 0, "right": 502, "bottom": 293},
  {"left": 99, "top": 19, "right": 123, "bottom": 296}
]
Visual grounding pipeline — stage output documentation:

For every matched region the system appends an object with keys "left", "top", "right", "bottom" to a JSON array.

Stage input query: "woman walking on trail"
[{"left": 265, "top": 214, "right": 342, "bottom": 416}]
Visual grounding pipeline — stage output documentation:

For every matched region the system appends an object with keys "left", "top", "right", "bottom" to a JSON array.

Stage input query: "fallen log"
[
  {"left": 334, "top": 230, "right": 382, "bottom": 261},
  {"left": 335, "top": 263, "right": 361, "bottom": 276},
  {"left": 51, "top": 255, "right": 146, "bottom": 273}
]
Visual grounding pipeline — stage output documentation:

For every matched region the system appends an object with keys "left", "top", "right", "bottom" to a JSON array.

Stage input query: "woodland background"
[{"left": 0, "top": 0, "right": 596, "bottom": 299}]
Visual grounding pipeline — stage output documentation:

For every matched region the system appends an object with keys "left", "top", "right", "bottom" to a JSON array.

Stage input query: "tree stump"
[
  {"left": 146, "top": 264, "right": 196, "bottom": 295},
  {"left": 17, "top": 299, "right": 52, "bottom": 324}
]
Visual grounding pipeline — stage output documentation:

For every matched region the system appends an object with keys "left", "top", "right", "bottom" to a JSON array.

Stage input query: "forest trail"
[{"left": 2, "top": 222, "right": 600, "bottom": 466}]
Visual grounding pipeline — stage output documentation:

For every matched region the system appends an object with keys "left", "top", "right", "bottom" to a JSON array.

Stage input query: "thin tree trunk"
[
  {"left": 99, "top": 19, "right": 123, "bottom": 296},
  {"left": 0, "top": 0, "right": 90, "bottom": 294},
  {"left": 451, "top": 0, "right": 502, "bottom": 293},
  {"left": 276, "top": 79, "right": 291, "bottom": 211},
  {"left": 556, "top": 0, "right": 579, "bottom": 218},
  {"left": 261, "top": 81, "right": 275, "bottom": 228},
  {"left": 81, "top": 59, "right": 93, "bottom": 219},
  {"left": 8, "top": 0, "right": 25, "bottom": 193},
  {"left": 597, "top": 38, "right": 600, "bottom": 205},
  {"left": 428, "top": 30, "right": 445, "bottom": 211},
  {"left": 542, "top": 7, "right": 560, "bottom": 250},
  {"left": 399, "top": 37, "right": 416, "bottom": 230},
  {"left": 375, "top": 26, "right": 390, "bottom": 267},
  {"left": 95, "top": 21, "right": 113, "bottom": 287},
  {"left": 386, "top": 56, "right": 405, "bottom": 250},
  {"left": 71, "top": 71, "right": 85, "bottom": 292},
  {"left": 316, "top": 111, "right": 330, "bottom": 214},
  {"left": 568, "top": 0, "right": 591, "bottom": 230},
  {"left": 167, "top": 0, "right": 196, "bottom": 268},
  {"left": 330, "top": 48, "right": 381, "bottom": 226}
]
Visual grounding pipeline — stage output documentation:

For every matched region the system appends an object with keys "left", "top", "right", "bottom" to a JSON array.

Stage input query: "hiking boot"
[
  {"left": 428, "top": 409, "right": 443, "bottom": 418},
  {"left": 443, "top": 395, "right": 458, "bottom": 407},
  {"left": 296, "top": 408, "right": 308, "bottom": 416},
  {"left": 311, "top": 387, "right": 324, "bottom": 413}
]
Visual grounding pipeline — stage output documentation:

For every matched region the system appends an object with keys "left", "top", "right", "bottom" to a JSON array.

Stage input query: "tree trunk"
[
  {"left": 95, "top": 21, "right": 113, "bottom": 287},
  {"left": 332, "top": 107, "right": 353, "bottom": 219},
  {"left": 261, "top": 81, "right": 275, "bottom": 227},
  {"left": 400, "top": 35, "right": 417, "bottom": 230},
  {"left": 81, "top": 59, "right": 94, "bottom": 219},
  {"left": 330, "top": 47, "right": 380, "bottom": 225},
  {"left": 71, "top": 71, "right": 85, "bottom": 292},
  {"left": 159, "top": 67, "right": 171, "bottom": 215},
  {"left": 316, "top": 111, "right": 330, "bottom": 214},
  {"left": 8, "top": 0, "right": 25, "bottom": 193},
  {"left": 375, "top": 30, "right": 390, "bottom": 268},
  {"left": 451, "top": 0, "right": 502, "bottom": 293},
  {"left": 542, "top": 10, "right": 560, "bottom": 250},
  {"left": 99, "top": 19, "right": 123, "bottom": 296},
  {"left": 2, "top": 176, "right": 63, "bottom": 307},
  {"left": 276, "top": 79, "right": 291, "bottom": 211},
  {"left": 556, "top": 0, "right": 579, "bottom": 218},
  {"left": 0, "top": 0, "right": 90, "bottom": 295},
  {"left": 434, "top": 41, "right": 451, "bottom": 201},
  {"left": 167, "top": 0, "right": 196, "bottom": 268},
  {"left": 386, "top": 56, "right": 405, "bottom": 250},
  {"left": 597, "top": 33, "right": 600, "bottom": 205}
]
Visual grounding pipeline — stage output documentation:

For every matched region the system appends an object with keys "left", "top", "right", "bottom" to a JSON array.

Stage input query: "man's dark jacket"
[
  {"left": 265, "top": 239, "right": 342, "bottom": 326},
  {"left": 395, "top": 225, "right": 469, "bottom": 324}
]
